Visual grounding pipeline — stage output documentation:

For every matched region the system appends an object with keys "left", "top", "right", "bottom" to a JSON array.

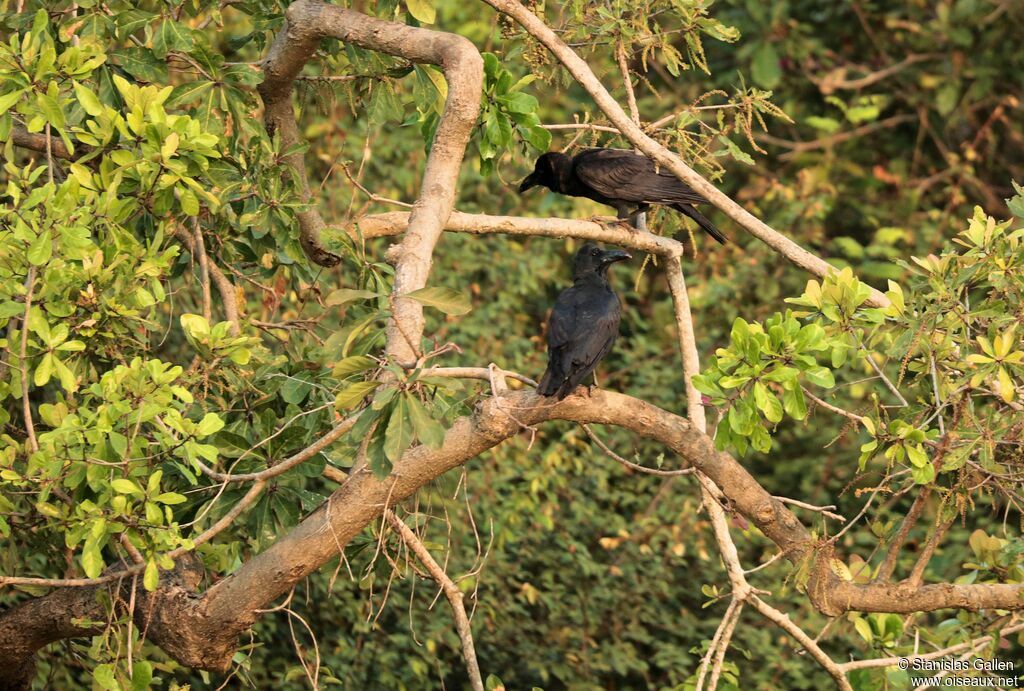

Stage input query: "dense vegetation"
[{"left": 0, "top": 1, "right": 1022, "bottom": 689}]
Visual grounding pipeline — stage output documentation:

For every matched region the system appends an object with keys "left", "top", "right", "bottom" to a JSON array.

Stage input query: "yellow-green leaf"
[
  {"left": 335, "top": 380, "right": 381, "bottom": 409},
  {"left": 404, "top": 286, "right": 471, "bottom": 315},
  {"left": 406, "top": 0, "right": 436, "bottom": 23},
  {"left": 144, "top": 558, "right": 159, "bottom": 591}
]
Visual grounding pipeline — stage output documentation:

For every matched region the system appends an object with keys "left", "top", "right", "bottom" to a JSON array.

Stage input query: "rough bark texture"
[
  {"left": 258, "top": 0, "right": 483, "bottom": 365},
  {"left": 0, "top": 556, "right": 205, "bottom": 689}
]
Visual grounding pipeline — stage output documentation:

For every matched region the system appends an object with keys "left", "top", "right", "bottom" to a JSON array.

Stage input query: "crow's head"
[
  {"left": 572, "top": 242, "right": 631, "bottom": 279},
  {"left": 519, "top": 151, "right": 572, "bottom": 193}
]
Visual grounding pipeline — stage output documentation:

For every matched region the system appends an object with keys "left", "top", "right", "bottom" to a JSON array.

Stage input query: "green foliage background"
[{"left": 0, "top": 0, "right": 1022, "bottom": 689}]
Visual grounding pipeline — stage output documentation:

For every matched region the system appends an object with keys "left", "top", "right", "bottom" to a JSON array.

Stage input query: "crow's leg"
[{"left": 630, "top": 204, "right": 651, "bottom": 231}]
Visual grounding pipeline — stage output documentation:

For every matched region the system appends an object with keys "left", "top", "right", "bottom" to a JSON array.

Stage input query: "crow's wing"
[
  {"left": 540, "top": 285, "right": 621, "bottom": 399},
  {"left": 573, "top": 148, "right": 707, "bottom": 207}
]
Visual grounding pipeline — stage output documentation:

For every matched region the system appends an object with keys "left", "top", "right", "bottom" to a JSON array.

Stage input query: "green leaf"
[
  {"left": 111, "top": 478, "right": 142, "bottom": 495},
  {"left": 751, "top": 42, "right": 781, "bottom": 89},
  {"left": 406, "top": 0, "right": 436, "bottom": 23},
  {"left": 406, "top": 393, "right": 446, "bottom": 448},
  {"left": 144, "top": 558, "right": 159, "bottom": 591},
  {"left": 280, "top": 376, "right": 313, "bottom": 405},
  {"left": 335, "top": 380, "right": 381, "bottom": 409},
  {"left": 853, "top": 617, "right": 873, "bottom": 643},
  {"left": 154, "top": 492, "right": 187, "bottom": 505},
  {"left": 782, "top": 386, "right": 808, "bottom": 420},
  {"left": 753, "top": 382, "right": 783, "bottom": 423},
  {"left": 73, "top": 81, "right": 104, "bottom": 117},
  {"left": 152, "top": 20, "right": 195, "bottom": 59},
  {"left": 34, "top": 353, "right": 54, "bottom": 387},
  {"left": 93, "top": 663, "right": 118, "bottom": 690},
  {"left": 167, "top": 80, "right": 215, "bottom": 108},
  {"left": 405, "top": 287, "right": 472, "bottom": 315},
  {"left": 0, "top": 89, "right": 25, "bottom": 117},
  {"left": 803, "top": 366, "right": 835, "bottom": 389},
  {"left": 911, "top": 463, "right": 936, "bottom": 485},
  {"left": 196, "top": 412, "right": 224, "bottom": 437},
  {"left": 131, "top": 661, "right": 154, "bottom": 691},
  {"left": 333, "top": 356, "right": 377, "bottom": 378},
  {"left": 81, "top": 543, "right": 104, "bottom": 578},
  {"left": 384, "top": 395, "right": 413, "bottom": 463},
  {"left": 525, "top": 125, "right": 552, "bottom": 151},
  {"left": 27, "top": 229, "right": 53, "bottom": 266},
  {"left": 177, "top": 185, "right": 199, "bottom": 216},
  {"left": 325, "top": 288, "right": 381, "bottom": 307}
]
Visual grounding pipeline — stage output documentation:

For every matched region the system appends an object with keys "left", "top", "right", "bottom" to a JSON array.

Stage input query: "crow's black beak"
[
  {"left": 600, "top": 249, "right": 632, "bottom": 265},
  {"left": 518, "top": 173, "right": 538, "bottom": 193}
]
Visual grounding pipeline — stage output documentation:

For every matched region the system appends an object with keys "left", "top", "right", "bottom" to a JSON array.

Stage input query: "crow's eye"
[{"left": 591, "top": 249, "right": 600, "bottom": 256}]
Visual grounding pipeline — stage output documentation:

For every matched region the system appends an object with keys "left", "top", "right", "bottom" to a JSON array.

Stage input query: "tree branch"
[
  {"left": 354, "top": 210, "right": 684, "bottom": 257},
  {"left": 749, "top": 595, "right": 853, "bottom": 690},
  {"left": 258, "top": 0, "right": 483, "bottom": 366},
  {"left": 385, "top": 510, "right": 484, "bottom": 691},
  {"left": 479, "top": 0, "right": 890, "bottom": 308}
]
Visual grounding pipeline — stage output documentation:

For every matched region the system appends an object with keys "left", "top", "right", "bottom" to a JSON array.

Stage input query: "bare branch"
[
  {"left": 10, "top": 125, "right": 76, "bottom": 160},
  {"left": 773, "top": 496, "right": 846, "bottom": 522},
  {"left": 479, "top": 0, "right": 889, "bottom": 308},
  {"left": 355, "top": 210, "right": 684, "bottom": 257},
  {"left": 877, "top": 490, "right": 930, "bottom": 582},
  {"left": 385, "top": 511, "right": 484, "bottom": 691},
  {"left": 258, "top": 0, "right": 483, "bottom": 365},
  {"left": 20, "top": 267, "right": 38, "bottom": 454},
  {"left": 749, "top": 595, "right": 853, "bottom": 691},
  {"left": 838, "top": 620, "right": 1024, "bottom": 672}
]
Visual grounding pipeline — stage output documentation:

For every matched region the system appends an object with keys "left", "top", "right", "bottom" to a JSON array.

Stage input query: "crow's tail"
[
  {"left": 672, "top": 204, "right": 727, "bottom": 245},
  {"left": 537, "top": 367, "right": 559, "bottom": 397}
]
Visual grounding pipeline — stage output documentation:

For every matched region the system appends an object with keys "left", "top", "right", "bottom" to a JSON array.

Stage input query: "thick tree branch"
[
  {"left": 10, "top": 125, "right": 76, "bottom": 160},
  {"left": 258, "top": 0, "right": 483, "bottom": 365},
  {"left": 354, "top": 211, "right": 684, "bottom": 258},
  {"left": 5, "top": 387, "right": 1022, "bottom": 675}
]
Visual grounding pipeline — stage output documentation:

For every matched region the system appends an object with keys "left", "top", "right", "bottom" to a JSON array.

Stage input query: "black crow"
[
  {"left": 538, "top": 242, "right": 631, "bottom": 400},
  {"left": 519, "top": 148, "right": 727, "bottom": 244}
]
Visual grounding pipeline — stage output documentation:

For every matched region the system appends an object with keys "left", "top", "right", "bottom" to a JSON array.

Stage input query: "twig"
[
  {"left": 385, "top": 510, "right": 484, "bottom": 691},
  {"left": 877, "top": 489, "right": 930, "bottom": 582},
  {"left": 929, "top": 355, "right": 945, "bottom": 435},
  {"left": 838, "top": 620, "right": 1024, "bottom": 672},
  {"left": 757, "top": 114, "right": 916, "bottom": 161},
  {"left": 749, "top": 595, "right": 853, "bottom": 690},
  {"left": 811, "top": 54, "right": 935, "bottom": 93},
  {"left": 907, "top": 514, "right": 955, "bottom": 586},
  {"left": 191, "top": 413, "right": 358, "bottom": 483},
  {"left": 707, "top": 600, "right": 743, "bottom": 691},
  {"left": 44, "top": 123, "right": 54, "bottom": 184},
  {"left": 340, "top": 161, "right": 414, "bottom": 209},
  {"left": 193, "top": 219, "right": 213, "bottom": 325},
  {"left": 743, "top": 550, "right": 785, "bottom": 575},
  {"left": 20, "top": 266, "right": 38, "bottom": 453},
  {"left": 582, "top": 423, "right": 694, "bottom": 476},
  {"left": 802, "top": 387, "right": 866, "bottom": 424},
  {"left": 859, "top": 343, "right": 909, "bottom": 407},
  {"left": 773, "top": 496, "right": 846, "bottom": 522}
]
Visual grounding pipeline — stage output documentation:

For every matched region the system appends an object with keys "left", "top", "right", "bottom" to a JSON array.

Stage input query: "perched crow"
[
  {"left": 538, "top": 242, "right": 631, "bottom": 400},
  {"left": 519, "top": 148, "right": 727, "bottom": 244}
]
